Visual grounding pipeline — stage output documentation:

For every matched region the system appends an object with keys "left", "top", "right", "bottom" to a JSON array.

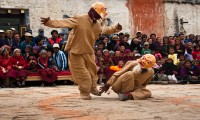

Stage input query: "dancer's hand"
[
  {"left": 99, "top": 84, "right": 110, "bottom": 94},
  {"left": 117, "top": 23, "right": 122, "bottom": 30},
  {"left": 41, "top": 17, "right": 50, "bottom": 24}
]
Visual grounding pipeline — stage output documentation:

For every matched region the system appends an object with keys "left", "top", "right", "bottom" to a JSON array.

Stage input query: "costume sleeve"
[
  {"left": 113, "top": 61, "right": 137, "bottom": 77},
  {"left": 106, "top": 61, "right": 137, "bottom": 85},
  {"left": 45, "top": 17, "right": 78, "bottom": 28},
  {"left": 101, "top": 24, "right": 121, "bottom": 34}
]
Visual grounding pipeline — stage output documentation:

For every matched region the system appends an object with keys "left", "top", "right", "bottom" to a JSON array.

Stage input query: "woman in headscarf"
[
  {"left": 0, "top": 47, "right": 15, "bottom": 87},
  {"left": 10, "top": 48, "right": 28, "bottom": 87},
  {"left": 38, "top": 49, "right": 57, "bottom": 86}
]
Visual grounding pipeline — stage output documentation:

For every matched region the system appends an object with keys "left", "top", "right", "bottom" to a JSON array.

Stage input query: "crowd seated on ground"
[{"left": 0, "top": 28, "right": 200, "bottom": 88}]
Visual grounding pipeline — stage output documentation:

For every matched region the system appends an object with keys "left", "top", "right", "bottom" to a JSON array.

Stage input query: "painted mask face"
[
  {"left": 138, "top": 54, "right": 156, "bottom": 68},
  {"left": 91, "top": 2, "right": 108, "bottom": 19}
]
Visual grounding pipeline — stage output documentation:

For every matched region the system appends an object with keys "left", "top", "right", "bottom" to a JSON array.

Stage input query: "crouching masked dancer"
[{"left": 100, "top": 54, "right": 156, "bottom": 101}]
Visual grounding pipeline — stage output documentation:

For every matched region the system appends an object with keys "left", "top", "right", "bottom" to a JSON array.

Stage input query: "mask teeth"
[{"left": 100, "top": 13, "right": 106, "bottom": 19}]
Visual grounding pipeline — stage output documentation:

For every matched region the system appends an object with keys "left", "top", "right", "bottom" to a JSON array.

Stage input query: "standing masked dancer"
[
  {"left": 41, "top": 2, "right": 122, "bottom": 100},
  {"left": 100, "top": 54, "right": 156, "bottom": 101}
]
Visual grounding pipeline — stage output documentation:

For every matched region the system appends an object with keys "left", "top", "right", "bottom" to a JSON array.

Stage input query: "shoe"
[
  {"left": 52, "top": 83, "right": 56, "bottom": 86},
  {"left": 91, "top": 88, "right": 101, "bottom": 96},
  {"left": 16, "top": 81, "right": 22, "bottom": 87},
  {"left": 21, "top": 81, "right": 25, "bottom": 87},
  {"left": 41, "top": 82, "right": 45, "bottom": 87},
  {"left": 80, "top": 94, "right": 92, "bottom": 100},
  {"left": 118, "top": 93, "right": 133, "bottom": 101}
]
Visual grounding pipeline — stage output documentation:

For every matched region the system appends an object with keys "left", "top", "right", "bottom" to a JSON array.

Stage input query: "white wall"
[
  {"left": 164, "top": 3, "right": 200, "bottom": 36},
  {"left": 0, "top": 0, "right": 130, "bottom": 37}
]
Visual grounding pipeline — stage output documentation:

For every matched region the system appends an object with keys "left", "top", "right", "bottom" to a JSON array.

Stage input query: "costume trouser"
[
  {"left": 111, "top": 71, "right": 151, "bottom": 100},
  {"left": 69, "top": 53, "right": 98, "bottom": 96}
]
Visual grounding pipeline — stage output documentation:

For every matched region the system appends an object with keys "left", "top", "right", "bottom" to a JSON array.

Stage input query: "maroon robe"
[
  {"left": 38, "top": 57, "right": 57, "bottom": 82},
  {"left": 10, "top": 56, "right": 29, "bottom": 78},
  {"left": 0, "top": 55, "right": 15, "bottom": 79}
]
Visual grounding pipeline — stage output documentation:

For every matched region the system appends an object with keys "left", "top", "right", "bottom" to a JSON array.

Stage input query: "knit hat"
[{"left": 14, "top": 48, "right": 21, "bottom": 53}]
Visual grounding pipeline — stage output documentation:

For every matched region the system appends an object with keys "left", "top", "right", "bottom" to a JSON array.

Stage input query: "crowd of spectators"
[
  {"left": 95, "top": 32, "right": 200, "bottom": 84},
  {"left": 0, "top": 28, "right": 200, "bottom": 88}
]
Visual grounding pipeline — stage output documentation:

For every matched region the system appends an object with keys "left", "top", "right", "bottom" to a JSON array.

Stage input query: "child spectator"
[
  {"left": 158, "top": 58, "right": 178, "bottom": 82},
  {"left": 154, "top": 49, "right": 163, "bottom": 60},
  {"left": 25, "top": 52, "right": 38, "bottom": 73},
  {"left": 180, "top": 60, "right": 199, "bottom": 83},
  {"left": 192, "top": 45, "right": 200, "bottom": 60},
  {"left": 95, "top": 49, "right": 104, "bottom": 84},
  {"left": 10, "top": 49, "right": 28, "bottom": 87},
  {"left": 141, "top": 42, "right": 152, "bottom": 55},
  {"left": 168, "top": 47, "right": 179, "bottom": 65},
  {"left": 177, "top": 54, "right": 185, "bottom": 68},
  {"left": 23, "top": 45, "right": 32, "bottom": 60},
  {"left": 0, "top": 47, "right": 15, "bottom": 87},
  {"left": 38, "top": 50, "right": 57, "bottom": 86},
  {"left": 33, "top": 46, "right": 40, "bottom": 59}
]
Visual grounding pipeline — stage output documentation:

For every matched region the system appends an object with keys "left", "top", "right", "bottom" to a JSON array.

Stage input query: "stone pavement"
[{"left": 0, "top": 84, "right": 200, "bottom": 120}]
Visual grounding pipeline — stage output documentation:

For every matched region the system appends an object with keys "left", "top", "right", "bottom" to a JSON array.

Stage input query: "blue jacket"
[{"left": 53, "top": 50, "right": 67, "bottom": 71}]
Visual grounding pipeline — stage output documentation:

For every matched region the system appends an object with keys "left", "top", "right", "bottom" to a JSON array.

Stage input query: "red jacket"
[
  {"left": 192, "top": 50, "right": 200, "bottom": 60},
  {"left": 48, "top": 38, "right": 62, "bottom": 45},
  {"left": 0, "top": 55, "right": 12, "bottom": 70}
]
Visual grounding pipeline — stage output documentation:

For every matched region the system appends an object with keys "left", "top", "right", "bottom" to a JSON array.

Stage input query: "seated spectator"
[
  {"left": 184, "top": 34, "right": 195, "bottom": 43},
  {"left": 4, "top": 30, "right": 18, "bottom": 51},
  {"left": 180, "top": 60, "right": 199, "bottom": 83},
  {"left": 20, "top": 33, "right": 35, "bottom": 55},
  {"left": 38, "top": 50, "right": 57, "bottom": 86},
  {"left": 47, "top": 50, "right": 58, "bottom": 71},
  {"left": 141, "top": 42, "right": 152, "bottom": 55},
  {"left": 175, "top": 38, "right": 185, "bottom": 55},
  {"left": 25, "top": 52, "right": 38, "bottom": 73},
  {"left": 184, "top": 42, "right": 193, "bottom": 61},
  {"left": 110, "top": 35, "right": 121, "bottom": 51},
  {"left": 119, "top": 45, "right": 126, "bottom": 55},
  {"left": 192, "top": 45, "right": 200, "bottom": 60},
  {"left": 52, "top": 43, "right": 67, "bottom": 71},
  {"left": 102, "top": 49, "right": 114, "bottom": 83},
  {"left": 153, "top": 60, "right": 163, "bottom": 74},
  {"left": 168, "top": 47, "right": 179, "bottom": 65},
  {"left": 23, "top": 45, "right": 33, "bottom": 60},
  {"left": 158, "top": 58, "right": 178, "bottom": 81},
  {"left": 154, "top": 49, "right": 163, "bottom": 61},
  {"left": 147, "top": 38, "right": 154, "bottom": 50},
  {"left": 119, "top": 36, "right": 130, "bottom": 50},
  {"left": 110, "top": 60, "right": 124, "bottom": 72},
  {"left": 177, "top": 54, "right": 185, "bottom": 69},
  {"left": 192, "top": 60, "right": 200, "bottom": 75},
  {"left": 161, "top": 36, "right": 169, "bottom": 57},
  {"left": 10, "top": 49, "right": 28, "bottom": 87},
  {"left": 112, "top": 50, "right": 123, "bottom": 65},
  {"left": 152, "top": 37, "right": 163, "bottom": 51},
  {"left": 122, "top": 49, "right": 133, "bottom": 64},
  {"left": 95, "top": 49, "right": 104, "bottom": 84},
  {"left": 130, "top": 38, "right": 142, "bottom": 53},
  {"left": 0, "top": 30, "right": 5, "bottom": 47},
  {"left": 33, "top": 46, "right": 40, "bottom": 59},
  {"left": 34, "top": 29, "right": 50, "bottom": 47},
  {"left": 13, "top": 33, "right": 21, "bottom": 48},
  {"left": 102, "top": 36, "right": 112, "bottom": 50},
  {"left": 49, "top": 30, "right": 61, "bottom": 45},
  {"left": 109, "top": 50, "right": 115, "bottom": 58},
  {"left": 0, "top": 47, "right": 15, "bottom": 87}
]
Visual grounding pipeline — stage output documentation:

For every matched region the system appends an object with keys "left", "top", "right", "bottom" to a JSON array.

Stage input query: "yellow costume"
[
  {"left": 102, "top": 54, "right": 156, "bottom": 100},
  {"left": 44, "top": 2, "right": 122, "bottom": 100}
]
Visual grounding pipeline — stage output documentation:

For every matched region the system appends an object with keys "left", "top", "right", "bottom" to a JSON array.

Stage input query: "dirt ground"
[{"left": 0, "top": 84, "right": 200, "bottom": 120}]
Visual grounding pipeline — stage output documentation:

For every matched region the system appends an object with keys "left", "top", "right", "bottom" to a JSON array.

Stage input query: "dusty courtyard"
[{"left": 0, "top": 84, "right": 200, "bottom": 120}]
